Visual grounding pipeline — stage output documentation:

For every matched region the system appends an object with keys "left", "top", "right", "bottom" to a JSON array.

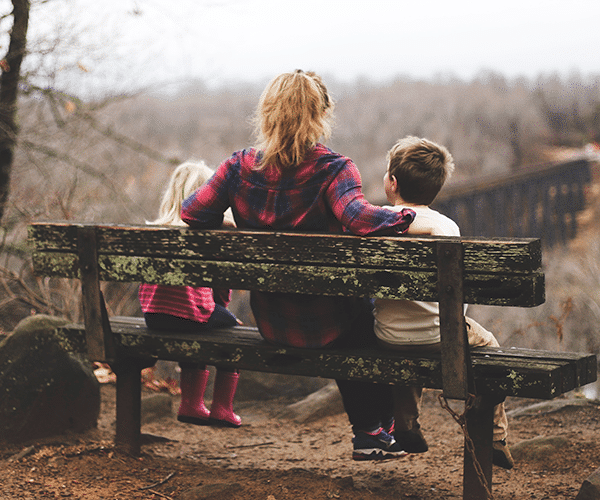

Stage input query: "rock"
[
  {"left": 233, "top": 370, "right": 329, "bottom": 402},
  {"left": 178, "top": 482, "right": 243, "bottom": 499},
  {"left": 506, "top": 397, "right": 592, "bottom": 418},
  {"left": 279, "top": 381, "right": 344, "bottom": 423},
  {"left": 0, "top": 314, "right": 100, "bottom": 443},
  {"left": 510, "top": 435, "right": 569, "bottom": 462},
  {"left": 141, "top": 392, "right": 173, "bottom": 424},
  {"left": 577, "top": 467, "right": 600, "bottom": 500}
]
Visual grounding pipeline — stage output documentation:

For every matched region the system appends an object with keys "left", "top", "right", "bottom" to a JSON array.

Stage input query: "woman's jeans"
[{"left": 333, "top": 299, "right": 394, "bottom": 434}]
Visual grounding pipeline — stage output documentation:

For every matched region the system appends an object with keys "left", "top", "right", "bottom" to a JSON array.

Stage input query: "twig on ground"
[
  {"left": 9, "top": 446, "right": 35, "bottom": 462},
  {"left": 225, "top": 441, "right": 275, "bottom": 449},
  {"left": 145, "top": 489, "right": 172, "bottom": 499},
  {"left": 138, "top": 472, "right": 176, "bottom": 490}
]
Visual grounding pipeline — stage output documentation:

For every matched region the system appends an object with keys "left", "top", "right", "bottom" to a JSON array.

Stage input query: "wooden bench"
[{"left": 28, "top": 222, "right": 597, "bottom": 500}]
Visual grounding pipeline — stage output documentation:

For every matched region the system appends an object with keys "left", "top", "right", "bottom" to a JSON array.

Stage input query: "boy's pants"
[{"left": 382, "top": 318, "right": 508, "bottom": 442}]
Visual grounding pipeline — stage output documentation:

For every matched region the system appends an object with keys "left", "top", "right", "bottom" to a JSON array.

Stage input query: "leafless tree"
[{"left": 0, "top": 0, "right": 30, "bottom": 223}]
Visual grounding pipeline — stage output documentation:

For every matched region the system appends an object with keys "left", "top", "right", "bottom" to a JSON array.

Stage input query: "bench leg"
[
  {"left": 112, "top": 359, "right": 149, "bottom": 455},
  {"left": 463, "top": 395, "right": 495, "bottom": 500}
]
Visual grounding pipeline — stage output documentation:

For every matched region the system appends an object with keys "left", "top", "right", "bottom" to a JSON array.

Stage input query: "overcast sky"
[{"left": 25, "top": 0, "right": 600, "bottom": 93}]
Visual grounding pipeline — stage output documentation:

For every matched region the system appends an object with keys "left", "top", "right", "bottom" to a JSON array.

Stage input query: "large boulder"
[
  {"left": 279, "top": 381, "right": 344, "bottom": 423},
  {"left": 0, "top": 314, "right": 100, "bottom": 443},
  {"left": 235, "top": 370, "right": 330, "bottom": 401},
  {"left": 577, "top": 467, "right": 600, "bottom": 500}
]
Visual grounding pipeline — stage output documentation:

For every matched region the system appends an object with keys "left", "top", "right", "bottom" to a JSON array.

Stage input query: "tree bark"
[{"left": 0, "top": 0, "right": 30, "bottom": 222}]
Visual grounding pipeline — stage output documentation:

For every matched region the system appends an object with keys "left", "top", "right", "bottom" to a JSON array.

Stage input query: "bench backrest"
[
  {"left": 29, "top": 222, "right": 544, "bottom": 305},
  {"left": 28, "top": 222, "right": 545, "bottom": 399}
]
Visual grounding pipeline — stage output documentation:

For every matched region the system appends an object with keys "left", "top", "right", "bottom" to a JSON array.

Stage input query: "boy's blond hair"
[
  {"left": 253, "top": 69, "right": 334, "bottom": 170},
  {"left": 149, "top": 161, "right": 235, "bottom": 227},
  {"left": 387, "top": 136, "right": 455, "bottom": 205}
]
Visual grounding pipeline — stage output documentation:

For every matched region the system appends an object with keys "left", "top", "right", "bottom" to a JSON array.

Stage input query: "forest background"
[{"left": 2, "top": 0, "right": 600, "bottom": 395}]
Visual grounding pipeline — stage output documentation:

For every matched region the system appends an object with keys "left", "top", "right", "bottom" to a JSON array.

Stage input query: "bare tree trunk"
[{"left": 0, "top": 0, "right": 30, "bottom": 222}]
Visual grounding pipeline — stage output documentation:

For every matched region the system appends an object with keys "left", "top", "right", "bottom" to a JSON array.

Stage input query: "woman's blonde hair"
[
  {"left": 253, "top": 69, "right": 334, "bottom": 170},
  {"left": 149, "top": 161, "right": 235, "bottom": 226}
]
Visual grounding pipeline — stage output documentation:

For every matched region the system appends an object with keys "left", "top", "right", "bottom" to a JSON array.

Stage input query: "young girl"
[{"left": 139, "top": 161, "right": 242, "bottom": 428}]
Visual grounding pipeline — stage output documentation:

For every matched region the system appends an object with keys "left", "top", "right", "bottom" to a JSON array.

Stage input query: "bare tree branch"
[
  {"left": 0, "top": 263, "right": 70, "bottom": 318},
  {"left": 21, "top": 82, "right": 180, "bottom": 165},
  {"left": 19, "top": 138, "right": 144, "bottom": 217}
]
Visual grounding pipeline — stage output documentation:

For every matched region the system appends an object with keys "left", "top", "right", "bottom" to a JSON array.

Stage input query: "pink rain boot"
[
  {"left": 177, "top": 367, "right": 210, "bottom": 425},
  {"left": 209, "top": 370, "right": 242, "bottom": 428}
]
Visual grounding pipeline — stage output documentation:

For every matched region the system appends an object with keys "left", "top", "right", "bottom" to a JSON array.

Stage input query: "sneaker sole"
[
  {"left": 396, "top": 442, "right": 429, "bottom": 453},
  {"left": 352, "top": 450, "right": 408, "bottom": 461}
]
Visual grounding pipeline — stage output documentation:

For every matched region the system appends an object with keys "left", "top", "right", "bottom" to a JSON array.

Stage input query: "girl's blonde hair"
[
  {"left": 149, "top": 161, "right": 235, "bottom": 227},
  {"left": 253, "top": 69, "right": 334, "bottom": 170}
]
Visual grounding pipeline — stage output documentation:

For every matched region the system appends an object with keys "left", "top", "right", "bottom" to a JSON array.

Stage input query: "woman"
[{"left": 181, "top": 70, "right": 415, "bottom": 460}]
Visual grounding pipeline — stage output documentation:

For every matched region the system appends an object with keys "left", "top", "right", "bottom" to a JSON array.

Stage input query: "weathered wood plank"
[
  {"left": 54, "top": 320, "right": 594, "bottom": 400},
  {"left": 31, "top": 252, "right": 545, "bottom": 306},
  {"left": 28, "top": 222, "right": 542, "bottom": 273},
  {"left": 437, "top": 239, "right": 471, "bottom": 399},
  {"left": 77, "top": 226, "right": 116, "bottom": 362},
  {"left": 474, "top": 346, "right": 598, "bottom": 389}
]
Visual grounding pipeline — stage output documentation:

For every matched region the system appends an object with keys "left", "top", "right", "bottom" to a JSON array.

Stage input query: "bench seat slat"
[
  {"left": 474, "top": 346, "right": 598, "bottom": 389},
  {"left": 55, "top": 320, "right": 594, "bottom": 400}
]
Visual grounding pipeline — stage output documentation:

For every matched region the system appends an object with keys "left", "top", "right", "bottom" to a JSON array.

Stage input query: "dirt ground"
[{"left": 2, "top": 383, "right": 600, "bottom": 500}]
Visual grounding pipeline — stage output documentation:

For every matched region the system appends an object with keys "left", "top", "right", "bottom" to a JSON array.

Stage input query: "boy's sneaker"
[
  {"left": 352, "top": 427, "right": 408, "bottom": 461},
  {"left": 383, "top": 418, "right": 395, "bottom": 435},
  {"left": 395, "top": 424, "right": 429, "bottom": 453}
]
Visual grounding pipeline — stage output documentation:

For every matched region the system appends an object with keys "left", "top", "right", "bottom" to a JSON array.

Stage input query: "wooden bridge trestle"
[{"left": 432, "top": 159, "right": 592, "bottom": 247}]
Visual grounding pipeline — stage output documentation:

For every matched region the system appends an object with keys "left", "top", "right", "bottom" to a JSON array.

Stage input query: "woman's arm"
[
  {"left": 326, "top": 161, "right": 415, "bottom": 236},
  {"left": 181, "top": 160, "right": 232, "bottom": 228}
]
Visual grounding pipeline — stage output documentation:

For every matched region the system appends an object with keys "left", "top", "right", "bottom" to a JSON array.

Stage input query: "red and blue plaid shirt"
[{"left": 181, "top": 144, "right": 414, "bottom": 347}]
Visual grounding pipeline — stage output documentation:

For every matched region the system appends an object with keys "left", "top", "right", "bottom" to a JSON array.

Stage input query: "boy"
[{"left": 374, "top": 136, "right": 514, "bottom": 469}]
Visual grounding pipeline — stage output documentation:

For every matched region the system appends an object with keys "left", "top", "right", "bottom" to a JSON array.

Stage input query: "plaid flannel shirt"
[{"left": 181, "top": 144, "right": 414, "bottom": 348}]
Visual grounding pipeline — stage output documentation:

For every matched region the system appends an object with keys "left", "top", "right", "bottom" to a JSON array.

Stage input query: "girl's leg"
[
  {"left": 144, "top": 313, "right": 212, "bottom": 425},
  {"left": 177, "top": 363, "right": 211, "bottom": 425},
  {"left": 144, "top": 307, "right": 237, "bottom": 333},
  {"left": 209, "top": 369, "right": 242, "bottom": 428},
  {"left": 204, "top": 306, "right": 241, "bottom": 426},
  {"left": 204, "top": 304, "right": 239, "bottom": 329},
  {"left": 144, "top": 312, "right": 202, "bottom": 332},
  {"left": 143, "top": 311, "right": 241, "bottom": 427}
]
